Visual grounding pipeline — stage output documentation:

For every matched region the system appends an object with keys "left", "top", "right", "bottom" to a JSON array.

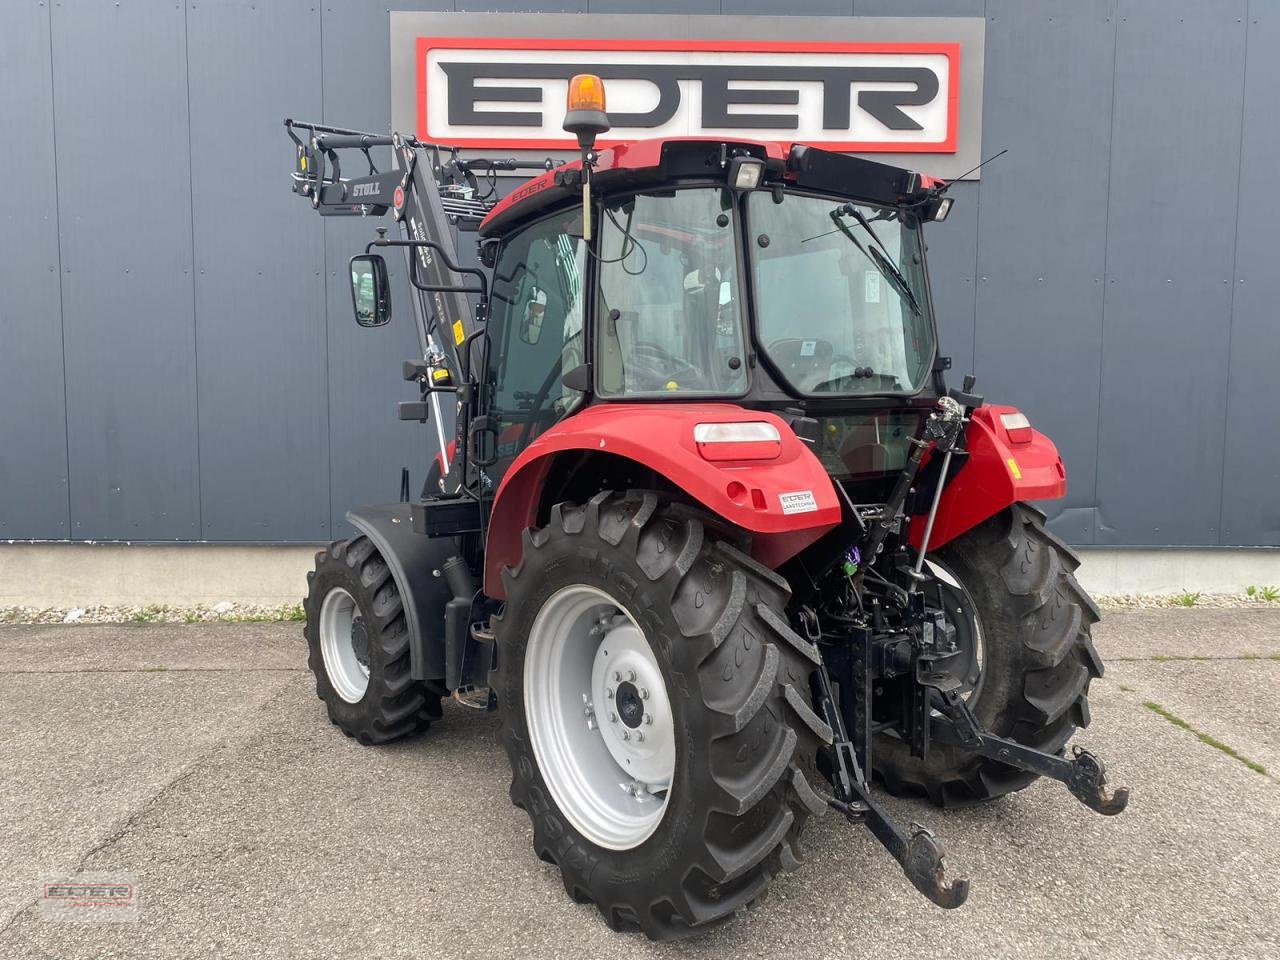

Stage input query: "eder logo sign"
[
  {"left": 418, "top": 38, "right": 959, "bottom": 153},
  {"left": 391, "top": 14, "right": 986, "bottom": 179}
]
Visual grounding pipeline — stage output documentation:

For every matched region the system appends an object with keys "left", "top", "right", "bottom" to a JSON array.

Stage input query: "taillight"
[
  {"left": 694, "top": 422, "right": 782, "bottom": 461},
  {"left": 1000, "top": 411, "right": 1033, "bottom": 444}
]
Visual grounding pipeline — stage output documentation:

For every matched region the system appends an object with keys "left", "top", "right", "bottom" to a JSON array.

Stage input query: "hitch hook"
[
  {"left": 903, "top": 824, "right": 970, "bottom": 910},
  {"left": 831, "top": 790, "right": 970, "bottom": 910},
  {"left": 1067, "top": 745, "right": 1130, "bottom": 816}
]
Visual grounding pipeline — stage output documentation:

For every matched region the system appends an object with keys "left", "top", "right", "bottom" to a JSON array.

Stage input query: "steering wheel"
[{"left": 627, "top": 341, "right": 704, "bottom": 392}]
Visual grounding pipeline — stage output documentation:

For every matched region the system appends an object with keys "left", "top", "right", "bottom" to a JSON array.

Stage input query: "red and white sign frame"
[{"left": 415, "top": 36, "right": 961, "bottom": 154}]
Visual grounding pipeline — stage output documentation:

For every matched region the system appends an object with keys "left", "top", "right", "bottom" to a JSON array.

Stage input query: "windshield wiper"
[{"left": 829, "top": 205, "right": 922, "bottom": 318}]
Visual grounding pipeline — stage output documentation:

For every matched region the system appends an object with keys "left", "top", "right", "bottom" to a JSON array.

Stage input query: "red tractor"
[{"left": 286, "top": 73, "right": 1126, "bottom": 940}]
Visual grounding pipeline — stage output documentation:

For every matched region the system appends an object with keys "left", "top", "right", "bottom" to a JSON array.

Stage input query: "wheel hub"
[
  {"left": 615, "top": 681, "right": 644, "bottom": 728},
  {"left": 350, "top": 617, "right": 370, "bottom": 669},
  {"left": 590, "top": 620, "right": 674, "bottom": 788}
]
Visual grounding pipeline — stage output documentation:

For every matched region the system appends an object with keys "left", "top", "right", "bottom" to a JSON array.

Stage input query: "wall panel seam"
[
  {"left": 182, "top": 0, "right": 205, "bottom": 537},
  {"left": 321, "top": 2, "right": 334, "bottom": 537},
  {"left": 47, "top": 1, "right": 72, "bottom": 537},
  {"left": 960, "top": 0, "right": 987, "bottom": 377},
  {"left": 1088, "top": 6, "right": 1122, "bottom": 546},
  {"left": 1215, "top": 3, "right": 1252, "bottom": 546}
]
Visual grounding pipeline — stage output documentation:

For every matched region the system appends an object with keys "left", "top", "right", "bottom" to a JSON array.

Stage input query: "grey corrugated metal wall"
[{"left": 1, "top": 0, "right": 1276, "bottom": 546}]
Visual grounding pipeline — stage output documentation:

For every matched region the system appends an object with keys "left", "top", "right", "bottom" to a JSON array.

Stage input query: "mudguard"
[
  {"left": 484, "top": 403, "right": 842, "bottom": 598},
  {"left": 347, "top": 503, "right": 454, "bottom": 682},
  {"left": 909, "top": 405, "right": 1067, "bottom": 551}
]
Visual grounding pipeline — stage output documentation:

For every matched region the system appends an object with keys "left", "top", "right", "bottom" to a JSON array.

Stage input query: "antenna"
[{"left": 936, "top": 149, "right": 1008, "bottom": 193}]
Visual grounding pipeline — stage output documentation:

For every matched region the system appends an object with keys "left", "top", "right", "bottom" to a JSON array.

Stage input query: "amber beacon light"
[
  {"left": 562, "top": 74, "right": 611, "bottom": 241},
  {"left": 562, "top": 73, "right": 610, "bottom": 151}
]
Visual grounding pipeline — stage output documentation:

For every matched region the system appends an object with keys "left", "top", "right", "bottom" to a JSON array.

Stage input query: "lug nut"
[
  {"left": 627, "top": 669, "right": 637, "bottom": 682},
  {"left": 613, "top": 670, "right": 622, "bottom": 682},
  {"left": 605, "top": 687, "right": 614, "bottom": 698},
  {"left": 609, "top": 712, "right": 618, "bottom": 724},
  {"left": 640, "top": 688, "right": 649, "bottom": 700},
  {"left": 622, "top": 730, "right": 631, "bottom": 741},
  {"left": 635, "top": 730, "right": 645, "bottom": 742}
]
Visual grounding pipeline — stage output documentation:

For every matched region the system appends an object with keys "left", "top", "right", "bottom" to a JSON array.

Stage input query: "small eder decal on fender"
[{"left": 779, "top": 490, "right": 819, "bottom": 515}]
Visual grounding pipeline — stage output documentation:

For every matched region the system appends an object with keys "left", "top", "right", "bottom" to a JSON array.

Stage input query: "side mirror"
[{"left": 349, "top": 254, "right": 391, "bottom": 327}]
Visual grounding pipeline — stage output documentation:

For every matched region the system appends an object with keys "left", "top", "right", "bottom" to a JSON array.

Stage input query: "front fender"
[
  {"left": 483, "top": 403, "right": 841, "bottom": 597},
  {"left": 910, "top": 405, "right": 1067, "bottom": 551},
  {"left": 347, "top": 503, "right": 454, "bottom": 682}
]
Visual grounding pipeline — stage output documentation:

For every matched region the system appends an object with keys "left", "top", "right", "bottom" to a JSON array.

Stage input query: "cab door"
[{"left": 483, "top": 208, "right": 589, "bottom": 486}]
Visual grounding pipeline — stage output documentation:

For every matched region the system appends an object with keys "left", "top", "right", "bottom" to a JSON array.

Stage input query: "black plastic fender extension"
[{"left": 345, "top": 503, "right": 457, "bottom": 684}]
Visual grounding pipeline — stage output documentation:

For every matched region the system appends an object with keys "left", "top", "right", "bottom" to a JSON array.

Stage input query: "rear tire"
[
  {"left": 492, "top": 492, "right": 830, "bottom": 940},
  {"left": 303, "top": 536, "right": 442, "bottom": 744},
  {"left": 873, "top": 503, "right": 1103, "bottom": 805}
]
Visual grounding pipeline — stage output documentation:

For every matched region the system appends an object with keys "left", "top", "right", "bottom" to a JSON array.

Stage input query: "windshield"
[
  {"left": 595, "top": 188, "right": 749, "bottom": 397},
  {"left": 748, "top": 192, "right": 935, "bottom": 395}
]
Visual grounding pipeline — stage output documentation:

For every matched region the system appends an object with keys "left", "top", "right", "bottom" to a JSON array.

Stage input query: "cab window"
[{"left": 595, "top": 189, "right": 748, "bottom": 397}]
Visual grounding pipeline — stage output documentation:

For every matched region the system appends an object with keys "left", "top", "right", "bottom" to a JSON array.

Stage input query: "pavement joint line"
[
  {"left": 1109, "top": 653, "right": 1280, "bottom": 662},
  {"left": 1140, "top": 699, "right": 1276, "bottom": 784},
  {"left": 0, "top": 676, "right": 297, "bottom": 940},
  {"left": 0, "top": 666, "right": 307, "bottom": 675}
]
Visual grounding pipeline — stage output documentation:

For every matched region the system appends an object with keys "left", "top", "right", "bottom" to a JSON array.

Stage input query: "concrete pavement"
[{"left": 1, "top": 610, "right": 1277, "bottom": 959}]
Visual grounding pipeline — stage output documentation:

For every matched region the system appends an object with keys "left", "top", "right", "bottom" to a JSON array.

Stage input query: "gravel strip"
[
  {"left": 0, "top": 602, "right": 305, "bottom": 625},
  {"left": 3, "top": 593, "right": 1279, "bottom": 625}
]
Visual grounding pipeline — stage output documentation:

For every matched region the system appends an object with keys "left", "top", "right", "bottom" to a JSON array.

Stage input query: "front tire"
[
  {"left": 303, "top": 536, "right": 442, "bottom": 744},
  {"left": 873, "top": 503, "right": 1103, "bottom": 805},
  {"left": 492, "top": 492, "right": 830, "bottom": 940}
]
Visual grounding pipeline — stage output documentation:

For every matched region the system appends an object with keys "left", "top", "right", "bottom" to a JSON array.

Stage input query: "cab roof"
[{"left": 477, "top": 137, "right": 940, "bottom": 239}]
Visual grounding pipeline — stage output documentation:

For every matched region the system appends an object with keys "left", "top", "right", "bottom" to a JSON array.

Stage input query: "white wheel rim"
[
  {"left": 319, "top": 586, "right": 370, "bottom": 703},
  {"left": 523, "top": 585, "right": 675, "bottom": 850}
]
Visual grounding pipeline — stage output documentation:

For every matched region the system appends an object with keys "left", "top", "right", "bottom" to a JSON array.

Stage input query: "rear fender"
[
  {"left": 483, "top": 403, "right": 841, "bottom": 598},
  {"left": 909, "top": 405, "right": 1067, "bottom": 551},
  {"left": 347, "top": 503, "right": 454, "bottom": 682}
]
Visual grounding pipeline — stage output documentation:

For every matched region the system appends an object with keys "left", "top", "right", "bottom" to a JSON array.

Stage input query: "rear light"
[
  {"left": 694, "top": 422, "right": 782, "bottom": 461},
  {"left": 1000, "top": 411, "right": 1033, "bottom": 444}
]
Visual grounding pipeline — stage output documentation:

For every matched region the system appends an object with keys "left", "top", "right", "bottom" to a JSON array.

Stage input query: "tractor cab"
[{"left": 476, "top": 135, "right": 953, "bottom": 496}]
